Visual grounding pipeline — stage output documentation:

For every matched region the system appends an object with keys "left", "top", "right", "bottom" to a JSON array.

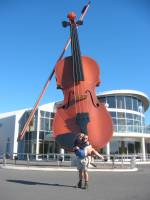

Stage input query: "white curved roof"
[{"left": 97, "top": 89, "right": 149, "bottom": 111}]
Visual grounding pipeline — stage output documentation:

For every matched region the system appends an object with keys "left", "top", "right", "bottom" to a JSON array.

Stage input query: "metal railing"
[
  {"left": 1, "top": 153, "right": 150, "bottom": 169},
  {"left": 113, "top": 125, "right": 150, "bottom": 134}
]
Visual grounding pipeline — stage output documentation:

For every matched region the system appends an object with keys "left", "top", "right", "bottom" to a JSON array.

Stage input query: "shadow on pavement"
[{"left": 6, "top": 179, "right": 76, "bottom": 188}]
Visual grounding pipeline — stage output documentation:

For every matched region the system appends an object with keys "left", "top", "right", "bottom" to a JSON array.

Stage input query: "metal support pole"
[
  {"left": 130, "top": 155, "right": 136, "bottom": 169},
  {"left": 27, "top": 153, "right": 29, "bottom": 166},
  {"left": 106, "top": 142, "right": 110, "bottom": 161},
  {"left": 3, "top": 153, "right": 6, "bottom": 166},
  {"left": 141, "top": 137, "right": 146, "bottom": 161}
]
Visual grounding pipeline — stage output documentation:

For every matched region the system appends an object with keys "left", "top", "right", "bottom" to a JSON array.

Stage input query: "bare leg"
[
  {"left": 86, "top": 146, "right": 104, "bottom": 160},
  {"left": 84, "top": 171, "right": 88, "bottom": 182}
]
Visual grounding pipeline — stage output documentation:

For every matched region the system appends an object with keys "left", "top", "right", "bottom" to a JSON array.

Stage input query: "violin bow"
[{"left": 17, "top": 1, "right": 91, "bottom": 141}]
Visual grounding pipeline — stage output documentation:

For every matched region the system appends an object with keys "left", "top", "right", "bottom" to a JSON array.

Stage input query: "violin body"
[
  {"left": 53, "top": 56, "right": 113, "bottom": 150},
  {"left": 52, "top": 12, "right": 113, "bottom": 150}
]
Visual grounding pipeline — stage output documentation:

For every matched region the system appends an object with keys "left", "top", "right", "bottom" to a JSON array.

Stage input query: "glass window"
[
  {"left": 138, "top": 115, "right": 141, "bottom": 121},
  {"left": 50, "top": 119, "right": 54, "bottom": 130},
  {"left": 133, "top": 114, "right": 138, "bottom": 120},
  {"left": 116, "top": 96, "right": 125, "bottom": 109},
  {"left": 135, "top": 142, "right": 141, "bottom": 154},
  {"left": 40, "top": 111, "right": 45, "bottom": 117},
  {"left": 126, "top": 119, "right": 133, "bottom": 125},
  {"left": 45, "top": 118, "right": 50, "bottom": 131},
  {"left": 40, "top": 118, "right": 45, "bottom": 130},
  {"left": 107, "top": 96, "right": 116, "bottom": 108},
  {"left": 51, "top": 112, "right": 55, "bottom": 118},
  {"left": 133, "top": 114, "right": 139, "bottom": 121},
  {"left": 118, "top": 125, "right": 126, "bottom": 132},
  {"left": 31, "top": 132, "right": 37, "bottom": 140},
  {"left": 126, "top": 113, "right": 133, "bottom": 119},
  {"left": 133, "top": 97, "right": 138, "bottom": 111},
  {"left": 110, "top": 141, "right": 120, "bottom": 154},
  {"left": 119, "top": 141, "right": 127, "bottom": 154},
  {"left": 138, "top": 100, "right": 144, "bottom": 113},
  {"left": 118, "top": 119, "right": 126, "bottom": 125},
  {"left": 141, "top": 117, "right": 145, "bottom": 126},
  {"left": 34, "top": 116, "right": 38, "bottom": 130},
  {"left": 45, "top": 131, "right": 51, "bottom": 136},
  {"left": 99, "top": 97, "right": 106, "bottom": 104},
  {"left": 39, "top": 131, "right": 44, "bottom": 139},
  {"left": 133, "top": 121, "right": 139, "bottom": 132},
  {"left": 25, "top": 132, "right": 33, "bottom": 141},
  {"left": 112, "top": 118, "right": 117, "bottom": 125},
  {"left": 113, "top": 125, "right": 118, "bottom": 132},
  {"left": 117, "top": 112, "right": 125, "bottom": 118},
  {"left": 110, "top": 112, "right": 116, "bottom": 118},
  {"left": 134, "top": 120, "right": 140, "bottom": 126},
  {"left": 145, "top": 126, "right": 150, "bottom": 133},
  {"left": 126, "top": 125, "right": 134, "bottom": 132},
  {"left": 45, "top": 112, "right": 51, "bottom": 118},
  {"left": 40, "top": 118, "right": 50, "bottom": 131},
  {"left": 128, "top": 142, "right": 135, "bottom": 154},
  {"left": 125, "top": 96, "right": 132, "bottom": 110}
]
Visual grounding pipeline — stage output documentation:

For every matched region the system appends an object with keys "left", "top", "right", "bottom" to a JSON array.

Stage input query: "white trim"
[
  {"left": 108, "top": 108, "right": 144, "bottom": 117},
  {"left": 98, "top": 89, "right": 149, "bottom": 100},
  {"left": 114, "top": 132, "right": 150, "bottom": 138},
  {"left": 97, "top": 89, "right": 149, "bottom": 111},
  {"left": 0, "top": 165, "right": 138, "bottom": 172}
]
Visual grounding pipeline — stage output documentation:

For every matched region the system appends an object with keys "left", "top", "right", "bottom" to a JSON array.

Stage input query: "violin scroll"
[
  {"left": 62, "top": 12, "right": 83, "bottom": 28},
  {"left": 67, "top": 12, "right": 76, "bottom": 21}
]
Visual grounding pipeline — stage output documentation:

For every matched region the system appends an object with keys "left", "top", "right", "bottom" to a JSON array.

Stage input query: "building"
[
  {"left": 0, "top": 90, "right": 150, "bottom": 160},
  {"left": 98, "top": 90, "right": 150, "bottom": 160}
]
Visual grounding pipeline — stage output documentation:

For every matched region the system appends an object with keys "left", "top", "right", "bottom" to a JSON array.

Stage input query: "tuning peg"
[{"left": 62, "top": 21, "right": 70, "bottom": 28}]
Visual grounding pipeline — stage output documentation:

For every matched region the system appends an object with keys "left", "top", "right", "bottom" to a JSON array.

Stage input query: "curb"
[{"left": 0, "top": 164, "right": 138, "bottom": 172}]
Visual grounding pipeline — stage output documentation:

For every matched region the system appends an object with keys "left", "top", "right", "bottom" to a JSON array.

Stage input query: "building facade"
[
  {"left": 0, "top": 90, "right": 150, "bottom": 160},
  {"left": 98, "top": 90, "right": 150, "bottom": 160}
]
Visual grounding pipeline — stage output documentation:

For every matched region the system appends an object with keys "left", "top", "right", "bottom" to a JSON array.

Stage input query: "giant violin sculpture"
[{"left": 53, "top": 12, "right": 113, "bottom": 150}]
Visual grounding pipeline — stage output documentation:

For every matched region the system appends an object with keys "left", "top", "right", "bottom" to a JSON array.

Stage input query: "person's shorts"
[{"left": 76, "top": 156, "right": 91, "bottom": 171}]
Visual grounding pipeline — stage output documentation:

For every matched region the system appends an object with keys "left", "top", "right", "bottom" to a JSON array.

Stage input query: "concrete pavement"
[{"left": 0, "top": 166, "right": 150, "bottom": 200}]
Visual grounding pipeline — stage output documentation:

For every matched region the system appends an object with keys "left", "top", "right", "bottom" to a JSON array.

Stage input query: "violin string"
[
  {"left": 73, "top": 23, "right": 82, "bottom": 115},
  {"left": 73, "top": 23, "right": 83, "bottom": 115},
  {"left": 75, "top": 23, "right": 89, "bottom": 116},
  {"left": 70, "top": 24, "right": 78, "bottom": 115},
  {"left": 73, "top": 25, "right": 83, "bottom": 114},
  {"left": 74, "top": 25, "right": 80, "bottom": 115},
  {"left": 71, "top": 20, "right": 86, "bottom": 119},
  {"left": 74, "top": 25, "right": 81, "bottom": 115}
]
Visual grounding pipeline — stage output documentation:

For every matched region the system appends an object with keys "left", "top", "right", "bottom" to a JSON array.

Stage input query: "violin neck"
[{"left": 70, "top": 24, "right": 84, "bottom": 83}]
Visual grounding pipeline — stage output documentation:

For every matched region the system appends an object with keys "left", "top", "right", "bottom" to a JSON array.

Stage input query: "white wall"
[
  {"left": 0, "top": 115, "right": 16, "bottom": 156},
  {"left": 39, "top": 102, "right": 55, "bottom": 112},
  {"left": 0, "top": 109, "right": 25, "bottom": 157}
]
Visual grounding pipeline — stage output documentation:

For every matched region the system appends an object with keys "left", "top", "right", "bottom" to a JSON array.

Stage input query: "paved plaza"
[{"left": 0, "top": 167, "right": 150, "bottom": 200}]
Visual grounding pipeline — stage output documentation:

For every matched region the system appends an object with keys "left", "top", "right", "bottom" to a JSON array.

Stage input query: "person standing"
[{"left": 74, "top": 133, "right": 104, "bottom": 189}]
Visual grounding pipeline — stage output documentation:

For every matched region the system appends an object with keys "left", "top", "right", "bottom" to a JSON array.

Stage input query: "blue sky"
[{"left": 0, "top": 0, "right": 150, "bottom": 123}]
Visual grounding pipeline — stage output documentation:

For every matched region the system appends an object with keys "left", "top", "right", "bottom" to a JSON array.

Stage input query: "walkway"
[{"left": 0, "top": 167, "right": 150, "bottom": 200}]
